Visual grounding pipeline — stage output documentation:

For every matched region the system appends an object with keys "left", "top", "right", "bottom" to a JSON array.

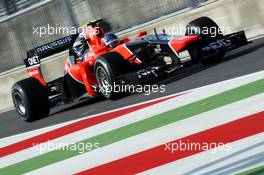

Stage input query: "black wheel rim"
[
  {"left": 96, "top": 67, "right": 111, "bottom": 96},
  {"left": 13, "top": 92, "right": 26, "bottom": 116}
]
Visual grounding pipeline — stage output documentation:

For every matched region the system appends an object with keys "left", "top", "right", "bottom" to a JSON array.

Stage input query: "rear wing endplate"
[{"left": 24, "top": 34, "right": 78, "bottom": 85}]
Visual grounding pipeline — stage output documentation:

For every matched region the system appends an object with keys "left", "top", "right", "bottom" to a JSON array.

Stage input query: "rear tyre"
[
  {"left": 95, "top": 52, "right": 131, "bottom": 100},
  {"left": 186, "top": 16, "right": 225, "bottom": 65},
  {"left": 12, "top": 78, "right": 50, "bottom": 122}
]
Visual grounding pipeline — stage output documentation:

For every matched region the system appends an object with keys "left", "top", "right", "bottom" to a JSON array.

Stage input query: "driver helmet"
[
  {"left": 101, "top": 33, "right": 120, "bottom": 48},
  {"left": 73, "top": 33, "right": 86, "bottom": 57}
]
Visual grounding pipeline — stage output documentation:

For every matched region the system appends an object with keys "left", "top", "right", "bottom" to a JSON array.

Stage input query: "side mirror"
[
  {"left": 135, "top": 31, "right": 147, "bottom": 39},
  {"left": 120, "top": 38, "right": 130, "bottom": 43}
]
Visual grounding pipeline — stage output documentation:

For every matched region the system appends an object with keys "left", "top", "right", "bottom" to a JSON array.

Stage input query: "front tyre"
[
  {"left": 95, "top": 52, "right": 131, "bottom": 100},
  {"left": 12, "top": 78, "right": 50, "bottom": 122},
  {"left": 186, "top": 16, "right": 225, "bottom": 65}
]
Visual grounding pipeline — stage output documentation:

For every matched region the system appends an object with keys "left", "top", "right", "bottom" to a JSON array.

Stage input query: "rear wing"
[
  {"left": 26, "top": 34, "right": 78, "bottom": 59},
  {"left": 23, "top": 19, "right": 112, "bottom": 85},
  {"left": 24, "top": 34, "right": 78, "bottom": 85}
]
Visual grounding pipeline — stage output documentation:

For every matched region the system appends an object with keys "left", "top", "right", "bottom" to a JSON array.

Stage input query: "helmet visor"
[{"left": 107, "top": 39, "right": 120, "bottom": 48}]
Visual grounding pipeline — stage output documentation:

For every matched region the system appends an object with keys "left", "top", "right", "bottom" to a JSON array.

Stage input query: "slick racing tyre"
[
  {"left": 186, "top": 16, "right": 225, "bottom": 65},
  {"left": 95, "top": 52, "right": 131, "bottom": 100},
  {"left": 186, "top": 16, "right": 223, "bottom": 40},
  {"left": 12, "top": 78, "right": 50, "bottom": 122}
]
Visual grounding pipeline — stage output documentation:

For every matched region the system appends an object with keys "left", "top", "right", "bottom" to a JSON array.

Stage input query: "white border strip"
[{"left": 24, "top": 94, "right": 264, "bottom": 174}]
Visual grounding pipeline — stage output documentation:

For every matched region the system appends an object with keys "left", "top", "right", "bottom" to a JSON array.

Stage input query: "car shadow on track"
[{"left": 49, "top": 96, "right": 105, "bottom": 117}]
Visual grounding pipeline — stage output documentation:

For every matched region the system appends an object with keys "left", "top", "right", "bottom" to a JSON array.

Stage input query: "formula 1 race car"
[{"left": 12, "top": 17, "right": 249, "bottom": 121}]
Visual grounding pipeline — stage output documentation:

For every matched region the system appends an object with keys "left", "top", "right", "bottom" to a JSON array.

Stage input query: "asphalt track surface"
[{"left": 0, "top": 37, "right": 264, "bottom": 138}]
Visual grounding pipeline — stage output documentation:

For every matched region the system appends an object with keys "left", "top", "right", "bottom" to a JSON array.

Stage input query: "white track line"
[
  {"left": 140, "top": 133, "right": 264, "bottom": 175},
  {"left": 24, "top": 93, "right": 264, "bottom": 175},
  {"left": 0, "top": 107, "right": 15, "bottom": 114}
]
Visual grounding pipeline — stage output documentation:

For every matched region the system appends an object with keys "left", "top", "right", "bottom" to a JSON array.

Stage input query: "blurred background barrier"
[
  {"left": 0, "top": 0, "right": 264, "bottom": 111},
  {"left": 0, "top": 0, "right": 210, "bottom": 73}
]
